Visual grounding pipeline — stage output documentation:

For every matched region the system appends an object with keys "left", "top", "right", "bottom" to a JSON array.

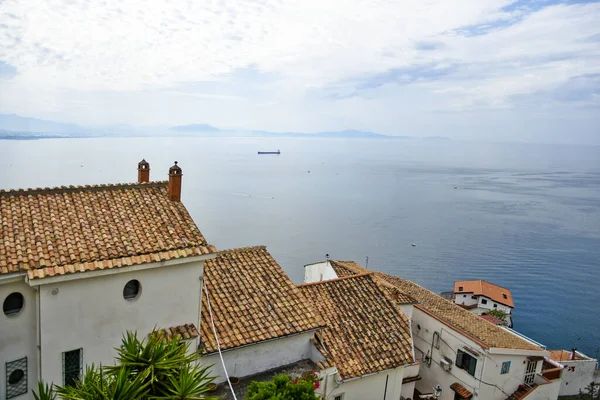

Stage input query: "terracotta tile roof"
[
  {"left": 479, "top": 314, "right": 504, "bottom": 325},
  {"left": 450, "top": 382, "right": 473, "bottom": 399},
  {"left": 200, "top": 246, "right": 324, "bottom": 355},
  {"left": 156, "top": 323, "right": 199, "bottom": 341},
  {"left": 549, "top": 350, "right": 590, "bottom": 362},
  {"left": 329, "top": 260, "right": 416, "bottom": 305},
  {"left": 298, "top": 273, "right": 414, "bottom": 381},
  {"left": 322, "top": 260, "right": 542, "bottom": 351},
  {"left": 454, "top": 280, "right": 514, "bottom": 308},
  {"left": 374, "top": 272, "right": 541, "bottom": 351},
  {"left": 329, "top": 260, "right": 366, "bottom": 277},
  {"left": 0, "top": 182, "right": 215, "bottom": 279}
]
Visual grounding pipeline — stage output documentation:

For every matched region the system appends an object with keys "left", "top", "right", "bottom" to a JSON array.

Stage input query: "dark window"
[
  {"left": 493, "top": 304, "right": 498, "bottom": 308},
  {"left": 3, "top": 293, "right": 24, "bottom": 316},
  {"left": 471, "top": 296, "right": 476, "bottom": 299},
  {"left": 503, "top": 294, "right": 507, "bottom": 299},
  {"left": 481, "top": 299, "right": 488, "bottom": 305},
  {"left": 458, "top": 286, "right": 463, "bottom": 291},
  {"left": 63, "top": 349, "right": 82, "bottom": 386},
  {"left": 123, "top": 280, "right": 141, "bottom": 300},
  {"left": 6, "top": 357, "right": 27, "bottom": 399},
  {"left": 456, "top": 350, "right": 477, "bottom": 376}
]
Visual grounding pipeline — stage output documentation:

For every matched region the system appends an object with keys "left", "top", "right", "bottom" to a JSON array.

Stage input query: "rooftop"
[
  {"left": 549, "top": 350, "right": 592, "bottom": 362},
  {"left": 298, "top": 273, "right": 414, "bottom": 381},
  {"left": 0, "top": 178, "right": 214, "bottom": 279},
  {"left": 328, "top": 260, "right": 542, "bottom": 351},
  {"left": 199, "top": 246, "right": 324, "bottom": 355},
  {"left": 454, "top": 280, "right": 514, "bottom": 308}
]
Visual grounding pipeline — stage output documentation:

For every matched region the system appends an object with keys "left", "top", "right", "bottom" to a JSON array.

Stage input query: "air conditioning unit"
[{"left": 440, "top": 357, "right": 453, "bottom": 372}]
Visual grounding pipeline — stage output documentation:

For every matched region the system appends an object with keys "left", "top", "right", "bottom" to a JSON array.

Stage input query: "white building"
[
  {"left": 298, "top": 272, "right": 420, "bottom": 400},
  {"left": 548, "top": 349, "right": 599, "bottom": 396},
  {"left": 1, "top": 160, "right": 215, "bottom": 400},
  {"left": 304, "top": 260, "right": 562, "bottom": 400},
  {"left": 453, "top": 280, "right": 514, "bottom": 326},
  {"left": 198, "top": 246, "right": 324, "bottom": 389}
]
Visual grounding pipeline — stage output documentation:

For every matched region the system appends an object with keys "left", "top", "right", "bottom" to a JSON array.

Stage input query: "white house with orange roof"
[
  {"left": 453, "top": 280, "right": 514, "bottom": 327},
  {"left": 305, "top": 260, "right": 562, "bottom": 400},
  {"left": 0, "top": 160, "right": 215, "bottom": 399}
]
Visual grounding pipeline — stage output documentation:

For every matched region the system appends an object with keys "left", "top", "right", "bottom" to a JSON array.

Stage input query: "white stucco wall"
[
  {"left": 527, "top": 376, "right": 561, "bottom": 400},
  {"left": 454, "top": 293, "right": 478, "bottom": 307},
  {"left": 477, "top": 296, "right": 512, "bottom": 314},
  {"left": 0, "top": 278, "right": 38, "bottom": 400},
  {"left": 411, "top": 308, "right": 546, "bottom": 400},
  {"left": 201, "top": 331, "right": 315, "bottom": 384},
  {"left": 317, "top": 365, "right": 405, "bottom": 400},
  {"left": 412, "top": 308, "right": 484, "bottom": 400},
  {"left": 37, "top": 260, "right": 204, "bottom": 386},
  {"left": 557, "top": 358, "right": 598, "bottom": 396},
  {"left": 304, "top": 262, "right": 338, "bottom": 284},
  {"left": 480, "top": 352, "right": 544, "bottom": 399}
]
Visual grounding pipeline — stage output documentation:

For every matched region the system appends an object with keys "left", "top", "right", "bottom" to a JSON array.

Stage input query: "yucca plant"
[{"left": 33, "top": 330, "right": 217, "bottom": 400}]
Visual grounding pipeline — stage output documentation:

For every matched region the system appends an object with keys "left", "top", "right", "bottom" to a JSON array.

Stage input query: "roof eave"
[{"left": 201, "top": 325, "right": 325, "bottom": 356}]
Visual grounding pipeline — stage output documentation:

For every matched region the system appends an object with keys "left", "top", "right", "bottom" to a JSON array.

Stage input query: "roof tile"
[
  {"left": 200, "top": 246, "right": 324, "bottom": 355},
  {"left": 298, "top": 273, "right": 414, "bottom": 380},
  {"left": 1, "top": 181, "right": 214, "bottom": 279}
]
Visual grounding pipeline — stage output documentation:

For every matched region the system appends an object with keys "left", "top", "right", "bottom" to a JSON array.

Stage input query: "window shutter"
[
  {"left": 456, "top": 351, "right": 464, "bottom": 368},
  {"left": 468, "top": 357, "right": 477, "bottom": 376}
]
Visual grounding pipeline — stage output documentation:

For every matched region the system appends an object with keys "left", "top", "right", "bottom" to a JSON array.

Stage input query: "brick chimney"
[
  {"left": 138, "top": 159, "right": 150, "bottom": 183},
  {"left": 168, "top": 161, "right": 182, "bottom": 202}
]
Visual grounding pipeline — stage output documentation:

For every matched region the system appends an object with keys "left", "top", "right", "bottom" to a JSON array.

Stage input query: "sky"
[{"left": 0, "top": 0, "right": 599, "bottom": 144}]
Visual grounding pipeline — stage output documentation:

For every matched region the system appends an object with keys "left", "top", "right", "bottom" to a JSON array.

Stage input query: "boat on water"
[{"left": 258, "top": 150, "right": 280, "bottom": 155}]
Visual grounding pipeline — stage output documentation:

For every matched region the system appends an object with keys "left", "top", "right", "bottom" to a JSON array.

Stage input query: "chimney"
[
  {"left": 571, "top": 348, "right": 577, "bottom": 360},
  {"left": 168, "top": 161, "right": 182, "bottom": 202},
  {"left": 138, "top": 159, "right": 150, "bottom": 183}
]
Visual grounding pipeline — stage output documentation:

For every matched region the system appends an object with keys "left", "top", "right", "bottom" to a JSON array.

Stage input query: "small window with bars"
[
  {"left": 63, "top": 348, "right": 83, "bottom": 386},
  {"left": 6, "top": 357, "right": 27, "bottom": 399},
  {"left": 334, "top": 394, "right": 344, "bottom": 400}
]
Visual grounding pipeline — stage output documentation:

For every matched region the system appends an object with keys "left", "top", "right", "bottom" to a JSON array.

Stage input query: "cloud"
[{"left": 0, "top": 0, "right": 598, "bottom": 143}]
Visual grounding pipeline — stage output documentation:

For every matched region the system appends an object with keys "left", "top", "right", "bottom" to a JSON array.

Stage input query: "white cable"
[{"left": 203, "top": 280, "right": 238, "bottom": 400}]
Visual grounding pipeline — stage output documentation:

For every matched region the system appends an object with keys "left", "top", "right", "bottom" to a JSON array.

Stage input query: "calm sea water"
[{"left": 1, "top": 137, "right": 599, "bottom": 357}]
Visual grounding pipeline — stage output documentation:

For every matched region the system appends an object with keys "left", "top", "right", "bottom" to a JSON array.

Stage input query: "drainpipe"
[{"left": 36, "top": 286, "right": 42, "bottom": 380}]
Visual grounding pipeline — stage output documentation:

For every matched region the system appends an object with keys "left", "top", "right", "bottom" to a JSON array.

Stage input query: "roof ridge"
[
  {"left": 455, "top": 279, "right": 511, "bottom": 292},
  {"left": 216, "top": 245, "right": 267, "bottom": 255},
  {"left": 0, "top": 180, "right": 168, "bottom": 197},
  {"left": 297, "top": 272, "right": 374, "bottom": 287}
]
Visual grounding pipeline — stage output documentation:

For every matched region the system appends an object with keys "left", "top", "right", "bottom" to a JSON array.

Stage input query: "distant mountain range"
[{"left": 0, "top": 113, "right": 449, "bottom": 140}]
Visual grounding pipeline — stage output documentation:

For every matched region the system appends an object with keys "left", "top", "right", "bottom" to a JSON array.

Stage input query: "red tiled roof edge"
[
  {"left": 0, "top": 181, "right": 168, "bottom": 197},
  {"left": 28, "top": 244, "right": 216, "bottom": 280}
]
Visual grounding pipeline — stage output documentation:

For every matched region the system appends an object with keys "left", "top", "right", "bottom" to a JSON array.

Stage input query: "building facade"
[{"left": 1, "top": 161, "right": 215, "bottom": 400}]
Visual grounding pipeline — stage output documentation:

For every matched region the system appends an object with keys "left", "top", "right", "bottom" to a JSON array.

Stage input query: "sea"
[{"left": 0, "top": 137, "right": 599, "bottom": 357}]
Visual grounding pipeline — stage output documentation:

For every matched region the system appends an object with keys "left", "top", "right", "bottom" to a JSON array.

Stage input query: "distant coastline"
[{"left": 0, "top": 113, "right": 450, "bottom": 141}]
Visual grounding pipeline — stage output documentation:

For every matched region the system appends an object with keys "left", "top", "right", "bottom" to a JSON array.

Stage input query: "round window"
[
  {"left": 8, "top": 369, "right": 24, "bottom": 385},
  {"left": 3, "top": 292, "right": 24, "bottom": 316},
  {"left": 123, "top": 280, "right": 141, "bottom": 300}
]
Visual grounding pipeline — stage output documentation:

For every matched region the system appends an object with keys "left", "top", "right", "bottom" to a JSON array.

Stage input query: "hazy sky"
[{"left": 0, "top": 0, "right": 599, "bottom": 143}]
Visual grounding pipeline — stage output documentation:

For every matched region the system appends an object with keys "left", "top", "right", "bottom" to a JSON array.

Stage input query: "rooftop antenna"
[{"left": 365, "top": 256, "right": 369, "bottom": 269}]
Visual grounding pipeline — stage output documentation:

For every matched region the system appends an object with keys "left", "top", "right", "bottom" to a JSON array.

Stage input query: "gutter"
[
  {"left": 0, "top": 272, "right": 25, "bottom": 284},
  {"left": 27, "top": 253, "right": 216, "bottom": 286},
  {"left": 339, "top": 363, "right": 410, "bottom": 384}
]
